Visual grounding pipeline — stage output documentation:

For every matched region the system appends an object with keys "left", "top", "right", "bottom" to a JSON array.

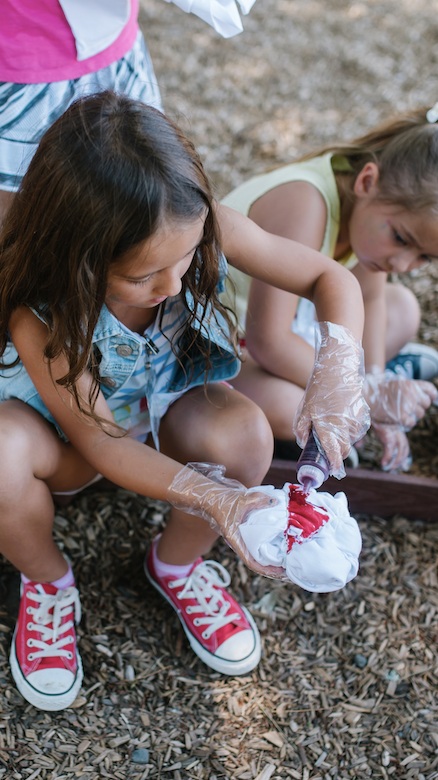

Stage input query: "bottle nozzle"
[
  {"left": 299, "top": 477, "right": 314, "bottom": 494},
  {"left": 296, "top": 430, "right": 329, "bottom": 491},
  {"left": 297, "top": 464, "right": 325, "bottom": 492}
]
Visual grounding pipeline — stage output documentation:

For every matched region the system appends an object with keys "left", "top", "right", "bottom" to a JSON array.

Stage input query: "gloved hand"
[
  {"left": 293, "top": 322, "right": 370, "bottom": 479},
  {"left": 369, "top": 423, "right": 412, "bottom": 472},
  {"left": 363, "top": 369, "right": 437, "bottom": 471},
  {"left": 167, "top": 462, "right": 287, "bottom": 579}
]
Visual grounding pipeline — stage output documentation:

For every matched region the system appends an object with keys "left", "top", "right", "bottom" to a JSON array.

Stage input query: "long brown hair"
[
  {"left": 302, "top": 106, "right": 438, "bottom": 213},
  {"left": 0, "top": 91, "right": 238, "bottom": 420}
]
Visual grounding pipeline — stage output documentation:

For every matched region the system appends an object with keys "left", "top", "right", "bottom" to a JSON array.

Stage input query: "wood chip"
[{"left": 0, "top": 4, "right": 437, "bottom": 780}]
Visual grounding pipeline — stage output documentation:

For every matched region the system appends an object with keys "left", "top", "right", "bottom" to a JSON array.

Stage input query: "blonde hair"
[{"left": 303, "top": 106, "right": 438, "bottom": 214}]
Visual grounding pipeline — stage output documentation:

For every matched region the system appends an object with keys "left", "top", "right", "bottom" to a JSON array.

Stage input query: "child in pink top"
[
  {"left": 0, "top": 0, "right": 140, "bottom": 83},
  {"left": 0, "top": 0, "right": 161, "bottom": 216}
]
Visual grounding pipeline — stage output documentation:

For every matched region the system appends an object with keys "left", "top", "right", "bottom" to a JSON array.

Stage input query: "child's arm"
[
  {"left": 217, "top": 203, "right": 370, "bottom": 476},
  {"left": 245, "top": 283, "right": 315, "bottom": 388},
  {"left": 8, "top": 306, "right": 284, "bottom": 577},
  {"left": 239, "top": 181, "right": 329, "bottom": 387},
  {"left": 217, "top": 203, "right": 365, "bottom": 341},
  {"left": 9, "top": 307, "right": 180, "bottom": 500}
]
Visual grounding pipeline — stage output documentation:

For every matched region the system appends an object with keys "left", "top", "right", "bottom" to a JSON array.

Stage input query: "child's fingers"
[
  {"left": 367, "top": 375, "right": 436, "bottom": 429},
  {"left": 416, "top": 380, "right": 438, "bottom": 404},
  {"left": 374, "top": 424, "right": 411, "bottom": 472},
  {"left": 311, "top": 427, "right": 345, "bottom": 478},
  {"left": 225, "top": 534, "right": 287, "bottom": 580}
]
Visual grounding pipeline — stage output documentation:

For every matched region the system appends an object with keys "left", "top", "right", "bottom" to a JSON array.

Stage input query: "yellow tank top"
[{"left": 221, "top": 153, "right": 357, "bottom": 329}]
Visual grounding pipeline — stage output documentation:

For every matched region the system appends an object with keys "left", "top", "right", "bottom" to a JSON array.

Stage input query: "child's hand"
[
  {"left": 167, "top": 463, "right": 287, "bottom": 579},
  {"left": 371, "top": 423, "right": 412, "bottom": 472},
  {"left": 363, "top": 371, "right": 437, "bottom": 429},
  {"left": 362, "top": 370, "right": 437, "bottom": 472},
  {"left": 293, "top": 322, "right": 370, "bottom": 479}
]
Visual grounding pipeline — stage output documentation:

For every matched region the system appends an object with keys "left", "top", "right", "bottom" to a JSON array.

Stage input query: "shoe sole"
[
  {"left": 144, "top": 561, "right": 261, "bottom": 676},
  {"left": 10, "top": 630, "right": 83, "bottom": 711},
  {"left": 388, "top": 342, "right": 438, "bottom": 381},
  {"left": 345, "top": 446, "right": 359, "bottom": 469}
]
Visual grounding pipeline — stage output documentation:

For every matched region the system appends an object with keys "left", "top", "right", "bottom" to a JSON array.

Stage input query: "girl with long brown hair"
[{"left": 0, "top": 91, "right": 368, "bottom": 710}]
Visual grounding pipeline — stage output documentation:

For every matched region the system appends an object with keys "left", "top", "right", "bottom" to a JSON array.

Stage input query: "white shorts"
[
  {"left": 0, "top": 31, "right": 162, "bottom": 192},
  {"left": 291, "top": 298, "right": 318, "bottom": 348}
]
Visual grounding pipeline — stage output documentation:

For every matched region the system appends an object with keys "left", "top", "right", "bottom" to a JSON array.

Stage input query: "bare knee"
[
  {"left": 385, "top": 283, "right": 421, "bottom": 358},
  {"left": 230, "top": 399, "right": 274, "bottom": 484},
  {"left": 189, "top": 396, "right": 273, "bottom": 486},
  {"left": 0, "top": 418, "right": 40, "bottom": 497},
  {"left": 160, "top": 387, "right": 274, "bottom": 486},
  {"left": 0, "top": 402, "right": 60, "bottom": 490}
]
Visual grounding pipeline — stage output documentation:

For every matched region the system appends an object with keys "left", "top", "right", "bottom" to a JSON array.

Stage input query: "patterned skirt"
[{"left": 0, "top": 31, "right": 162, "bottom": 191}]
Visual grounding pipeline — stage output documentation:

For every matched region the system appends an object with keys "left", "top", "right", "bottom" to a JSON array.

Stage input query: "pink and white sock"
[
  {"left": 151, "top": 537, "right": 194, "bottom": 580},
  {"left": 21, "top": 562, "right": 75, "bottom": 589}
]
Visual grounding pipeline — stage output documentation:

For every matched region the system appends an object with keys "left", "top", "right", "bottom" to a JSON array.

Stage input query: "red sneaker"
[
  {"left": 145, "top": 545, "right": 261, "bottom": 675},
  {"left": 10, "top": 580, "right": 83, "bottom": 711}
]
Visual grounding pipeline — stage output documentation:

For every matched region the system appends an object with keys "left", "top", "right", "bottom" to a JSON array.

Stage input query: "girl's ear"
[{"left": 353, "top": 162, "right": 380, "bottom": 198}]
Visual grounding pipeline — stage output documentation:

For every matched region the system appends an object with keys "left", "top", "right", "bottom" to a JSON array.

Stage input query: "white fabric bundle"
[
  {"left": 240, "top": 483, "right": 362, "bottom": 592},
  {"left": 163, "top": 0, "right": 257, "bottom": 38},
  {"left": 59, "top": 0, "right": 131, "bottom": 60}
]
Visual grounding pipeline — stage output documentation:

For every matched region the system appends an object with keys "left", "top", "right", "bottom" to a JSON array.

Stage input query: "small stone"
[
  {"left": 131, "top": 748, "right": 150, "bottom": 765},
  {"left": 382, "top": 749, "right": 391, "bottom": 767},
  {"left": 353, "top": 653, "right": 368, "bottom": 669}
]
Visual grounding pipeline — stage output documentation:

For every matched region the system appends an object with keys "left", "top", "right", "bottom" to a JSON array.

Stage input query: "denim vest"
[{"left": 0, "top": 265, "right": 240, "bottom": 444}]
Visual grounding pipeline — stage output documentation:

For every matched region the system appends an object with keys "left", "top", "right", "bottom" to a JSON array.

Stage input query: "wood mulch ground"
[{"left": 0, "top": 1, "right": 437, "bottom": 778}]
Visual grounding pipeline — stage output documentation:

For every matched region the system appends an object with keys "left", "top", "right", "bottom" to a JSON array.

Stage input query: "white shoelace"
[
  {"left": 170, "top": 561, "right": 241, "bottom": 640},
  {"left": 25, "top": 585, "right": 81, "bottom": 661}
]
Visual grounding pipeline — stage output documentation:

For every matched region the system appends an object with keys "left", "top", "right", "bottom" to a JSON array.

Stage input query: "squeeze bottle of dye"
[{"left": 297, "top": 430, "right": 330, "bottom": 492}]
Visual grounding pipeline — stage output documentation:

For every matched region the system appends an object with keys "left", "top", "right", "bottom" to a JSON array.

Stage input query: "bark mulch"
[{"left": 0, "top": 1, "right": 437, "bottom": 778}]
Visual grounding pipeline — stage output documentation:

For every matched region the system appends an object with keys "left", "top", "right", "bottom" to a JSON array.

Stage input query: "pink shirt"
[{"left": 0, "top": 0, "right": 139, "bottom": 83}]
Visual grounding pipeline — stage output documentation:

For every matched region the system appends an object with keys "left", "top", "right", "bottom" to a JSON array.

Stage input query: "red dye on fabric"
[{"left": 286, "top": 484, "right": 329, "bottom": 552}]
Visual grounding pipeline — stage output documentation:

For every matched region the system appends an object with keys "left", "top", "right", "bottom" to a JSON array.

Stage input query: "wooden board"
[
  {"left": 264, "top": 459, "right": 438, "bottom": 522},
  {"left": 53, "top": 462, "right": 438, "bottom": 521}
]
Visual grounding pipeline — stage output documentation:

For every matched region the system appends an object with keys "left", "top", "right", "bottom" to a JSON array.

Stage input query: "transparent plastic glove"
[
  {"left": 363, "top": 369, "right": 437, "bottom": 428},
  {"left": 293, "top": 322, "right": 370, "bottom": 479},
  {"left": 371, "top": 423, "right": 412, "bottom": 472},
  {"left": 167, "top": 462, "right": 287, "bottom": 579},
  {"left": 363, "top": 369, "right": 437, "bottom": 471}
]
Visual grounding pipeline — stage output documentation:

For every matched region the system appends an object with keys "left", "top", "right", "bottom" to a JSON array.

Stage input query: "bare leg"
[
  {"left": 234, "top": 283, "right": 422, "bottom": 439},
  {"left": 232, "top": 351, "right": 305, "bottom": 440},
  {"left": 385, "top": 282, "right": 421, "bottom": 361},
  {"left": 0, "top": 401, "right": 98, "bottom": 582},
  {"left": 156, "top": 384, "right": 274, "bottom": 564}
]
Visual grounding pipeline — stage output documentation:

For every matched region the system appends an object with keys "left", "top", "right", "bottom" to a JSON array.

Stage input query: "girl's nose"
[
  {"left": 155, "top": 268, "right": 182, "bottom": 298},
  {"left": 388, "top": 249, "right": 418, "bottom": 273}
]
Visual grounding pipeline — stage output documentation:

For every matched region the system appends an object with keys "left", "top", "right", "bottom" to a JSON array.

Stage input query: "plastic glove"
[
  {"left": 363, "top": 369, "right": 437, "bottom": 427},
  {"left": 167, "top": 462, "right": 287, "bottom": 579},
  {"left": 293, "top": 322, "right": 370, "bottom": 479},
  {"left": 363, "top": 369, "right": 437, "bottom": 471},
  {"left": 370, "top": 423, "right": 412, "bottom": 472}
]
